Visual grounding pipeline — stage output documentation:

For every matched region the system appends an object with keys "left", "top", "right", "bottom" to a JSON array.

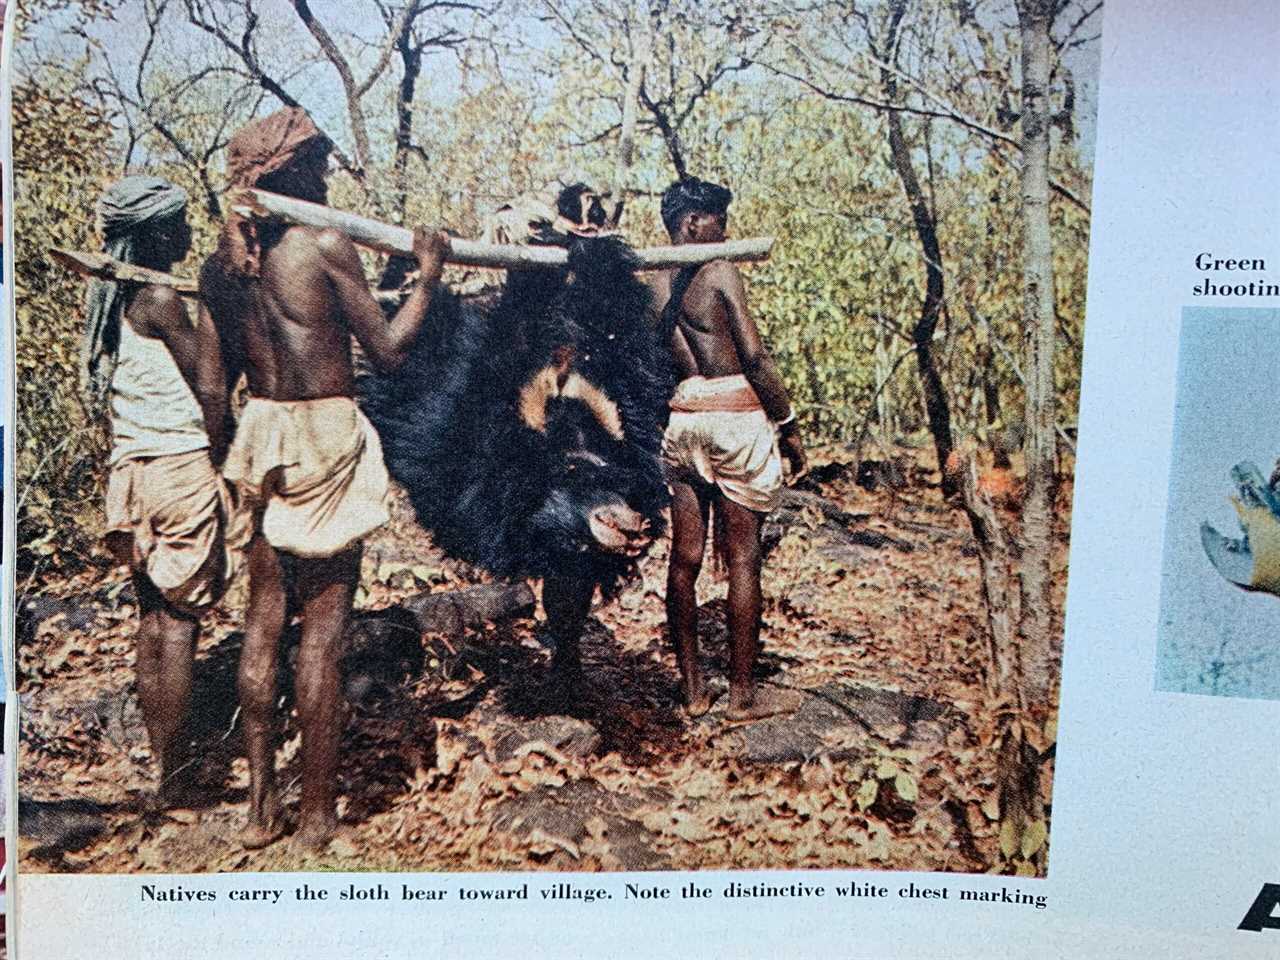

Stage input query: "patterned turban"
[
  {"left": 83, "top": 176, "right": 188, "bottom": 402},
  {"left": 226, "top": 106, "right": 328, "bottom": 189},
  {"left": 220, "top": 107, "right": 330, "bottom": 277}
]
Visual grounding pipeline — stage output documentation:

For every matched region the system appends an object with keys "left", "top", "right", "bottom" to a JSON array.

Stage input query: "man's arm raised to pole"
[{"left": 317, "top": 225, "right": 449, "bottom": 374}]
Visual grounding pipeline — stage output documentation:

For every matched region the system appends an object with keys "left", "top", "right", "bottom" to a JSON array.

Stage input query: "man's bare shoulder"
[
  {"left": 132, "top": 284, "right": 189, "bottom": 337},
  {"left": 701, "top": 258, "right": 741, "bottom": 285},
  {"left": 309, "top": 225, "right": 360, "bottom": 264},
  {"left": 688, "top": 259, "right": 743, "bottom": 301},
  {"left": 136, "top": 283, "right": 182, "bottom": 310}
]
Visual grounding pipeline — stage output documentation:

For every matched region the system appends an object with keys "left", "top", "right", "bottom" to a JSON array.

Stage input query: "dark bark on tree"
[
  {"left": 983, "top": 364, "right": 1007, "bottom": 468},
  {"left": 640, "top": 82, "right": 688, "bottom": 179},
  {"left": 290, "top": 0, "right": 419, "bottom": 188},
  {"left": 800, "top": 342, "right": 825, "bottom": 437},
  {"left": 879, "top": 2, "right": 955, "bottom": 495},
  {"left": 957, "top": 456, "right": 1019, "bottom": 699},
  {"left": 970, "top": 305, "right": 1008, "bottom": 467},
  {"left": 392, "top": 32, "right": 426, "bottom": 222}
]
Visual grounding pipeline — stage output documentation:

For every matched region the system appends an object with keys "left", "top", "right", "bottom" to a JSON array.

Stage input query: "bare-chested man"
[
  {"left": 200, "top": 107, "right": 449, "bottom": 849},
  {"left": 86, "top": 176, "right": 241, "bottom": 807},
  {"left": 650, "top": 177, "right": 807, "bottom": 722}
]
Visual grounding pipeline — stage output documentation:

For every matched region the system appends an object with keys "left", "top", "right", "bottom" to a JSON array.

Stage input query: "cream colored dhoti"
[
  {"left": 223, "top": 396, "right": 391, "bottom": 558},
  {"left": 662, "top": 375, "right": 783, "bottom": 513},
  {"left": 104, "top": 448, "right": 248, "bottom": 610}
]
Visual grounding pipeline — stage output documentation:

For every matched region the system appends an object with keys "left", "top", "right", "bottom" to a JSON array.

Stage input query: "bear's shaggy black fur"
[{"left": 358, "top": 235, "right": 673, "bottom": 591}]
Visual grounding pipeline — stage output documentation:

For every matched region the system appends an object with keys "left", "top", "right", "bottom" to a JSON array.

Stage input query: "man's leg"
[
  {"left": 131, "top": 572, "right": 198, "bottom": 807},
  {"left": 667, "top": 479, "right": 713, "bottom": 715},
  {"left": 720, "top": 496, "right": 801, "bottom": 721},
  {"left": 543, "top": 575, "right": 594, "bottom": 695},
  {"left": 293, "top": 545, "right": 361, "bottom": 849},
  {"left": 238, "top": 533, "right": 288, "bottom": 848}
]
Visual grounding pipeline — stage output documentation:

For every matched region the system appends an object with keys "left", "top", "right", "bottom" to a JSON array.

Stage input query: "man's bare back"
[
  {"left": 650, "top": 257, "right": 800, "bottom": 438},
  {"left": 203, "top": 224, "right": 447, "bottom": 400}
]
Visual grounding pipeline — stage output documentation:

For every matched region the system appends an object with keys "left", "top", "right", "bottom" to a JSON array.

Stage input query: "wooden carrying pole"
[
  {"left": 49, "top": 248, "right": 404, "bottom": 304},
  {"left": 234, "top": 189, "right": 775, "bottom": 270},
  {"left": 49, "top": 249, "right": 200, "bottom": 296}
]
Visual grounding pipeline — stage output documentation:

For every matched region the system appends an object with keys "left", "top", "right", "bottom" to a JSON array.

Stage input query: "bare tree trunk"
[
  {"left": 290, "top": 0, "right": 423, "bottom": 206},
  {"left": 879, "top": 3, "right": 955, "bottom": 494},
  {"left": 292, "top": 0, "right": 373, "bottom": 175},
  {"left": 614, "top": 0, "right": 651, "bottom": 212},
  {"left": 874, "top": 324, "right": 897, "bottom": 450},
  {"left": 1016, "top": 0, "right": 1059, "bottom": 704},
  {"left": 948, "top": 0, "right": 1061, "bottom": 877},
  {"left": 181, "top": 0, "right": 359, "bottom": 182},
  {"left": 799, "top": 341, "right": 825, "bottom": 437},
  {"left": 958, "top": 457, "right": 1018, "bottom": 697},
  {"left": 392, "top": 34, "right": 425, "bottom": 223},
  {"left": 956, "top": 0, "right": 1060, "bottom": 879},
  {"left": 969, "top": 305, "right": 1008, "bottom": 467},
  {"left": 641, "top": 86, "right": 688, "bottom": 179}
]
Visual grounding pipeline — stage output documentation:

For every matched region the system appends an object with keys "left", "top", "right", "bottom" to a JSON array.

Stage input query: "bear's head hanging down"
[{"left": 359, "top": 184, "right": 673, "bottom": 590}]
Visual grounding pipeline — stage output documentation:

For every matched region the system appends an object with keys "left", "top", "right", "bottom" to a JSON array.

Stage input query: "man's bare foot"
[
  {"left": 240, "top": 815, "right": 287, "bottom": 850},
  {"left": 683, "top": 685, "right": 722, "bottom": 719},
  {"left": 725, "top": 686, "right": 805, "bottom": 723},
  {"left": 293, "top": 813, "right": 339, "bottom": 852},
  {"left": 240, "top": 792, "right": 286, "bottom": 849}
]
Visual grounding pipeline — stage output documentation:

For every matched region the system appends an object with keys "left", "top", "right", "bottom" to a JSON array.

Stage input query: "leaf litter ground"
[{"left": 16, "top": 446, "right": 1068, "bottom": 876}]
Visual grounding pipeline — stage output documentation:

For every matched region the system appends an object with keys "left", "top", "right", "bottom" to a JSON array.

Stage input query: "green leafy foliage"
[{"left": 12, "top": 74, "right": 117, "bottom": 571}]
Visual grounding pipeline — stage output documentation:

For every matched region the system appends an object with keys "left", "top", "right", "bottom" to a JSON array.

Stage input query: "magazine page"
[{"left": 3, "top": 0, "right": 1276, "bottom": 957}]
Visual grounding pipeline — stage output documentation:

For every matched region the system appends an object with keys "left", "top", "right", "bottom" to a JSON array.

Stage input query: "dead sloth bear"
[{"left": 359, "top": 184, "right": 674, "bottom": 690}]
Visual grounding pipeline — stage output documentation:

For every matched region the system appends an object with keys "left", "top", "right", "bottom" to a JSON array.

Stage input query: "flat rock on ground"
[
  {"left": 492, "top": 779, "right": 673, "bottom": 871},
  {"left": 709, "top": 683, "right": 949, "bottom": 764}
]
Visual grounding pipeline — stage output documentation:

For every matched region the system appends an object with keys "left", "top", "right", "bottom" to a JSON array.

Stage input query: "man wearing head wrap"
[
  {"left": 199, "top": 106, "right": 450, "bottom": 850},
  {"left": 87, "top": 175, "right": 244, "bottom": 808},
  {"left": 650, "top": 176, "right": 808, "bottom": 722}
]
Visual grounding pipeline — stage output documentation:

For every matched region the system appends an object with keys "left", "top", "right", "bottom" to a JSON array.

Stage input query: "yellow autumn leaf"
[
  {"left": 894, "top": 771, "right": 918, "bottom": 803},
  {"left": 1020, "top": 818, "right": 1048, "bottom": 859},
  {"left": 856, "top": 778, "right": 878, "bottom": 810},
  {"left": 981, "top": 795, "right": 1000, "bottom": 821},
  {"left": 998, "top": 818, "right": 1019, "bottom": 859}
]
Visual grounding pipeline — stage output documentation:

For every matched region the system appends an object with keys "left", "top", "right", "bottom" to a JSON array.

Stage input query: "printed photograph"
[
  {"left": 13, "top": 0, "right": 1099, "bottom": 876},
  {"left": 1158, "top": 307, "right": 1280, "bottom": 701}
]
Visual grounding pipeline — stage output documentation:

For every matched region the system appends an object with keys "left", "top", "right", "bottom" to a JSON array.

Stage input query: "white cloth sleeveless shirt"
[{"left": 109, "top": 316, "right": 208, "bottom": 465}]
